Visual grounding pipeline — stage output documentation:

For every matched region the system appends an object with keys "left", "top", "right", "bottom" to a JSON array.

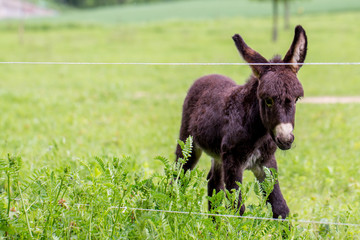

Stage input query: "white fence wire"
[
  {"left": 1, "top": 196, "right": 359, "bottom": 227},
  {"left": 0, "top": 62, "right": 360, "bottom": 65},
  {"left": 114, "top": 206, "right": 360, "bottom": 227}
]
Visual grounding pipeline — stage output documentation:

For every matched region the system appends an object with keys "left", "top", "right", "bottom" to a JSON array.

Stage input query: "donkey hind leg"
[
  {"left": 175, "top": 140, "right": 202, "bottom": 172},
  {"left": 251, "top": 158, "right": 289, "bottom": 219},
  {"left": 207, "top": 158, "right": 224, "bottom": 211}
]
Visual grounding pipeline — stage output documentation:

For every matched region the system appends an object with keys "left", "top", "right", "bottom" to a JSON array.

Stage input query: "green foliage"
[
  {"left": 1, "top": 138, "right": 359, "bottom": 238},
  {"left": 254, "top": 167, "right": 278, "bottom": 203}
]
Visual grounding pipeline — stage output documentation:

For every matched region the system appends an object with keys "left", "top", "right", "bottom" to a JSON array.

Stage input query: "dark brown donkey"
[{"left": 175, "top": 26, "right": 307, "bottom": 219}]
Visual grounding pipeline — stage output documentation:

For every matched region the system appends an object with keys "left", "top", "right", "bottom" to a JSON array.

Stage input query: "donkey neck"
[
  {"left": 235, "top": 76, "right": 267, "bottom": 138},
  {"left": 241, "top": 76, "right": 260, "bottom": 107}
]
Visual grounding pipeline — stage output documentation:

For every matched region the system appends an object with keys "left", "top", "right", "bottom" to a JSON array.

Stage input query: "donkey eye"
[{"left": 264, "top": 98, "right": 274, "bottom": 107}]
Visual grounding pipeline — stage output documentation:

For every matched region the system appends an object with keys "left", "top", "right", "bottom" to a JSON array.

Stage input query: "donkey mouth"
[{"left": 275, "top": 138, "right": 293, "bottom": 150}]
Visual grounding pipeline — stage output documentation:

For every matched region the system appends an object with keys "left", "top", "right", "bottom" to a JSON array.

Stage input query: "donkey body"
[{"left": 175, "top": 26, "right": 307, "bottom": 219}]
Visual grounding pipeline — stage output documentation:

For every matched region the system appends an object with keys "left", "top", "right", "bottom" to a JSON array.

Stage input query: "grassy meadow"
[
  {"left": 1, "top": 1, "right": 360, "bottom": 238},
  {"left": 28, "top": 0, "right": 360, "bottom": 23}
]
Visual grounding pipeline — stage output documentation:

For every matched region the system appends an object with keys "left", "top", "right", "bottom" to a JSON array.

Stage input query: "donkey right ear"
[
  {"left": 232, "top": 34, "right": 269, "bottom": 78},
  {"left": 283, "top": 25, "right": 308, "bottom": 73}
]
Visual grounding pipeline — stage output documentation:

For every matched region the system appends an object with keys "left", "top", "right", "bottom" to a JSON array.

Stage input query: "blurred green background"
[{"left": 0, "top": 0, "right": 360, "bottom": 223}]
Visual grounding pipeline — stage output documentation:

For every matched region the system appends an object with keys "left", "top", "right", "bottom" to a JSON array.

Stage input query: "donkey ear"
[
  {"left": 283, "top": 25, "right": 308, "bottom": 73},
  {"left": 232, "top": 34, "right": 269, "bottom": 78}
]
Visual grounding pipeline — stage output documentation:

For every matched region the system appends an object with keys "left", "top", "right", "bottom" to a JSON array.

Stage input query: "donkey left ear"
[
  {"left": 283, "top": 25, "right": 308, "bottom": 73},
  {"left": 232, "top": 34, "right": 269, "bottom": 78}
]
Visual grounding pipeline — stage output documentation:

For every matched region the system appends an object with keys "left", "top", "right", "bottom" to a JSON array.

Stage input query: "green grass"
[
  {"left": 2, "top": 137, "right": 360, "bottom": 238},
  {"left": 1, "top": 12, "right": 360, "bottom": 96},
  {"left": 25, "top": 0, "right": 360, "bottom": 24},
  {"left": 0, "top": 6, "right": 360, "bottom": 239}
]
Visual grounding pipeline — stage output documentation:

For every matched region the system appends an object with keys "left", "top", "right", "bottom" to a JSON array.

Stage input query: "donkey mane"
[{"left": 269, "top": 55, "right": 283, "bottom": 63}]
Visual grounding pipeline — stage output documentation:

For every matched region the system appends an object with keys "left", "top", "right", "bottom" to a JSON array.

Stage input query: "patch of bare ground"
[
  {"left": 130, "top": 93, "right": 360, "bottom": 104},
  {"left": 301, "top": 96, "right": 360, "bottom": 104},
  {"left": 0, "top": 0, "right": 55, "bottom": 19}
]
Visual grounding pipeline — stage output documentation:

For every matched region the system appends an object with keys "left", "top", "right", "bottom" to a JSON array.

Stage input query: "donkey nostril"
[
  {"left": 276, "top": 134, "right": 294, "bottom": 144},
  {"left": 275, "top": 137, "right": 293, "bottom": 150},
  {"left": 276, "top": 133, "right": 294, "bottom": 143},
  {"left": 289, "top": 134, "right": 295, "bottom": 143}
]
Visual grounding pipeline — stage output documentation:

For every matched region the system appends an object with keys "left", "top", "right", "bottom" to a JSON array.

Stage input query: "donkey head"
[{"left": 233, "top": 26, "right": 307, "bottom": 150}]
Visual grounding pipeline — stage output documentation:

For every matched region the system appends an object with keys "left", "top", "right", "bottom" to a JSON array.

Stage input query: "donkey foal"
[{"left": 175, "top": 26, "right": 308, "bottom": 219}]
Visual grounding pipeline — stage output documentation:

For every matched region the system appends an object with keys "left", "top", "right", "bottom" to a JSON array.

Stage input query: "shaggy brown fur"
[{"left": 175, "top": 26, "right": 308, "bottom": 219}]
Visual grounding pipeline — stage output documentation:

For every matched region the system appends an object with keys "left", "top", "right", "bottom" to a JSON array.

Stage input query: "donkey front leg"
[
  {"left": 222, "top": 152, "right": 245, "bottom": 215},
  {"left": 207, "top": 158, "right": 225, "bottom": 211},
  {"left": 253, "top": 156, "right": 289, "bottom": 219}
]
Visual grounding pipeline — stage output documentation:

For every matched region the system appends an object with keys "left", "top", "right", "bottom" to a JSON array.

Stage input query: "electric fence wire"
[{"left": 0, "top": 62, "right": 360, "bottom": 65}]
